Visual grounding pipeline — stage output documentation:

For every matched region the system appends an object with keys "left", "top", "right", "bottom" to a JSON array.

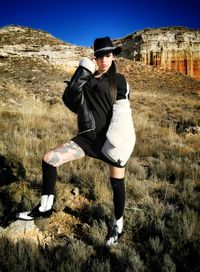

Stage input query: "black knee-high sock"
[
  {"left": 41, "top": 160, "right": 57, "bottom": 195},
  {"left": 110, "top": 177, "right": 125, "bottom": 220}
]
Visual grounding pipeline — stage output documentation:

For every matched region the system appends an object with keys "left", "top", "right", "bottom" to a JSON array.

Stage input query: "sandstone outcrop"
[
  {"left": 0, "top": 220, "right": 44, "bottom": 244},
  {"left": 116, "top": 27, "right": 200, "bottom": 80}
]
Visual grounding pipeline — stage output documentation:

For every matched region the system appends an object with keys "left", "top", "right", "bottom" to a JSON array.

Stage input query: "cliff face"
[{"left": 116, "top": 27, "right": 200, "bottom": 80}]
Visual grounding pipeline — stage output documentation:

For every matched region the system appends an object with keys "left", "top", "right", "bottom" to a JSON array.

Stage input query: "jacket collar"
[{"left": 93, "top": 71, "right": 109, "bottom": 79}]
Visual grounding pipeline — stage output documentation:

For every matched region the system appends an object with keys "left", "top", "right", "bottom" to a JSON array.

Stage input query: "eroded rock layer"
[{"left": 116, "top": 27, "right": 200, "bottom": 80}]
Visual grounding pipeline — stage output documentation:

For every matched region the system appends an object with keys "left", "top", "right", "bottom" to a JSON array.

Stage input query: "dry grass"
[
  {"left": 0, "top": 89, "right": 76, "bottom": 177},
  {"left": 0, "top": 58, "right": 200, "bottom": 271}
]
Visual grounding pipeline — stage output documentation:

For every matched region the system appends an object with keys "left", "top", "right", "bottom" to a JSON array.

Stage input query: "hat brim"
[{"left": 95, "top": 46, "right": 122, "bottom": 58}]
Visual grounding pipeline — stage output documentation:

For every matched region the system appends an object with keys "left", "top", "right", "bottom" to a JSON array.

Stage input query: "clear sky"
[{"left": 0, "top": 0, "right": 200, "bottom": 46}]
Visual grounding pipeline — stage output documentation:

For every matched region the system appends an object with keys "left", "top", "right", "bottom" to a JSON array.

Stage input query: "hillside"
[{"left": 0, "top": 25, "right": 200, "bottom": 272}]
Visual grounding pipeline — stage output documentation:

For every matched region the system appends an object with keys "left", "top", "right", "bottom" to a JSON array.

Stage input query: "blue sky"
[{"left": 0, "top": 0, "right": 200, "bottom": 46}]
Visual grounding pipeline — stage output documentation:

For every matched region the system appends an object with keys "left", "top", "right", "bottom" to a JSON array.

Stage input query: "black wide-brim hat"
[{"left": 94, "top": 36, "right": 122, "bottom": 58}]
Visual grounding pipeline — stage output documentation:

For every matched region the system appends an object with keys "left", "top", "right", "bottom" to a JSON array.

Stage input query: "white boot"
[
  {"left": 39, "top": 195, "right": 54, "bottom": 212},
  {"left": 114, "top": 216, "right": 123, "bottom": 234},
  {"left": 16, "top": 195, "right": 54, "bottom": 220},
  {"left": 106, "top": 216, "right": 123, "bottom": 246}
]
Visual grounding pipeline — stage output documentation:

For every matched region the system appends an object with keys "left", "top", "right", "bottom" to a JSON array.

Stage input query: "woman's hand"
[
  {"left": 89, "top": 54, "right": 96, "bottom": 64},
  {"left": 79, "top": 57, "right": 96, "bottom": 73}
]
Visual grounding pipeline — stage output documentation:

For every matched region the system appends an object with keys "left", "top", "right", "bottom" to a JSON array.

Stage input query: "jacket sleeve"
[
  {"left": 62, "top": 57, "right": 95, "bottom": 114},
  {"left": 116, "top": 74, "right": 130, "bottom": 100},
  {"left": 101, "top": 99, "right": 136, "bottom": 166}
]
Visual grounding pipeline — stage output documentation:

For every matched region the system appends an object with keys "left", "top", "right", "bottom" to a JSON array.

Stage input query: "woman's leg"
[
  {"left": 41, "top": 141, "right": 85, "bottom": 195},
  {"left": 16, "top": 141, "right": 85, "bottom": 220},
  {"left": 109, "top": 165, "right": 125, "bottom": 225},
  {"left": 106, "top": 165, "right": 125, "bottom": 246},
  {"left": 43, "top": 140, "right": 85, "bottom": 167}
]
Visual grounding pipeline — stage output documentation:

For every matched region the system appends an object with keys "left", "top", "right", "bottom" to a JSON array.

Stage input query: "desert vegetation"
[{"left": 0, "top": 52, "right": 200, "bottom": 271}]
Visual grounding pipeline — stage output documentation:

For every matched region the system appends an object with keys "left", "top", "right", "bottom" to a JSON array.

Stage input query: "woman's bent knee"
[
  {"left": 43, "top": 151, "right": 55, "bottom": 166},
  {"left": 43, "top": 149, "right": 64, "bottom": 167}
]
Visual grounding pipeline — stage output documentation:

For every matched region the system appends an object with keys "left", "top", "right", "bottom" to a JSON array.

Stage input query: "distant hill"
[
  {"left": 0, "top": 25, "right": 200, "bottom": 104},
  {"left": 0, "top": 25, "right": 91, "bottom": 72}
]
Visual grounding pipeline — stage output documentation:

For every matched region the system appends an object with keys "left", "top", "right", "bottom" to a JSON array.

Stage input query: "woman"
[{"left": 17, "top": 37, "right": 136, "bottom": 246}]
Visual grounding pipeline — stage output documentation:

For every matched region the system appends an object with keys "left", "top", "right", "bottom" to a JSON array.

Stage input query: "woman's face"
[{"left": 95, "top": 52, "right": 114, "bottom": 73}]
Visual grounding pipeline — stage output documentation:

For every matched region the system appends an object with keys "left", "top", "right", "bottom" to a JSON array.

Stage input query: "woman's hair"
[{"left": 107, "top": 61, "right": 117, "bottom": 104}]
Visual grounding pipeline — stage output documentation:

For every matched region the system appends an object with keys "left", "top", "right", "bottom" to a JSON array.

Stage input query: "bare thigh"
[
  {"left": 109, "top": 165, "right": 125, "bottom": 178},
  {"left": 43, "top": 140, "right": 85, "bottom": 167}
]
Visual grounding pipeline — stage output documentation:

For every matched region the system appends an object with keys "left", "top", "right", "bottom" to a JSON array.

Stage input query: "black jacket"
[
  {"left": 62, "top": 66, "right": 96, "bottom": 134},
  {"left": 62, "top": 65, "right": 129, "bottom": 135}
]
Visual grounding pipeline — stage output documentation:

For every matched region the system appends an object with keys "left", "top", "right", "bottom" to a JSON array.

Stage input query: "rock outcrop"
[
  {"left": 115, "top": 27, "right": 200, "bottom": 80},
  {"left": 0, "top": 220, "right": 44, "bottom": 244}
]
